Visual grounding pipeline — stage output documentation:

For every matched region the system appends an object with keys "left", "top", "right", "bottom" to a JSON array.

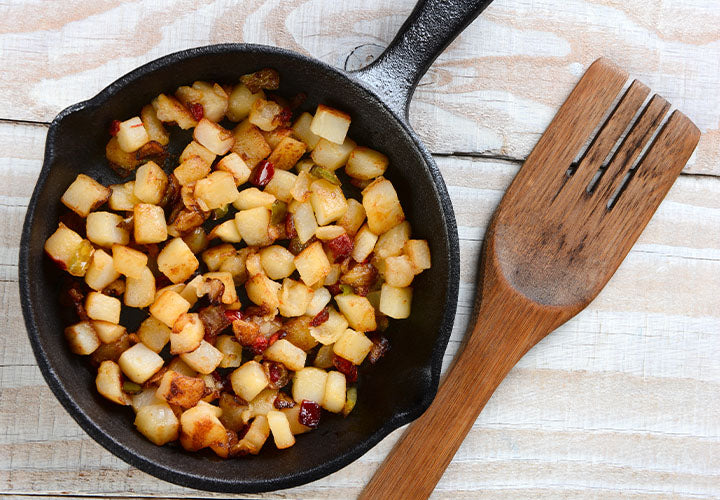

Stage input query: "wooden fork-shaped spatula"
[{"left": 361, "top": 58, "right": 700, "bottom": 499}]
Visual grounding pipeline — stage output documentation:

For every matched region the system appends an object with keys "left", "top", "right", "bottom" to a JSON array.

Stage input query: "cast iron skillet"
[{"left": 19, "top": 0, "right": 494, "bottom": 493}]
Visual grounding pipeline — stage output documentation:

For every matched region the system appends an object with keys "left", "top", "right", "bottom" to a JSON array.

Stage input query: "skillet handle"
[{"left": 352, "top": 0, "right": 494, "bottom": 119}]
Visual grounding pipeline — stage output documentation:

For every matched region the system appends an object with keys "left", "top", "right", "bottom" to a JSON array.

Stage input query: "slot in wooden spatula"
[{"left": 361, "top": 58, "right": 700, "bottom": 499}]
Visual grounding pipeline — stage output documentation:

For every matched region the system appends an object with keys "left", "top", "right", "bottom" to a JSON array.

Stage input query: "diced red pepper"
[
  {"left": 268, "top": 330, "right": 287, "bottom": 347},
  {"left": 327, "top": 233, "right": 354, "bottom": 261},
  {"left": 333, "top": 355, "right": 358, "bottom": 383},
  {"left": 249, "top": 160, "right": 275, "bottom": 187},
  {"left": 190, "top": 103, "right": 204, "bottom": 121},
  {"left": 224, "top": 309, "right": 245, "bottom": 323},
  {"left": 298, "top": 400, "right": 321, "bottom": 428},
  {"left": 310, "top": 308, "right": 329, "bottom": 327},
  {"left": 327, "top": 284, "right": 342, "bottom": 296},
  {"left": 285, "top": 213, "right": 297, "bottom": 239},
  {"left": 278, "top": 107, "right": 292, "bottom": 125},
  {"left": 250, "top": 335, "right": 269, "bottom": 355},
  {"left": 109, "top": 120, "right": 121, "bottom": 136},
  {"left": 368, "top": 334, "right": 390, "bottom": 364}
]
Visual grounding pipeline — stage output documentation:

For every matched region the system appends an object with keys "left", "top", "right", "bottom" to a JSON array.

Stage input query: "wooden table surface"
[{"left": 1, "top": 1, "right": 719, "bottom": 498}]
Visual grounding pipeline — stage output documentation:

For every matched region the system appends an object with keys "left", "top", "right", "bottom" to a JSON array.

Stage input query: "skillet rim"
[{"left": 19, "top": 42, "right": 460, "bottom": 493}]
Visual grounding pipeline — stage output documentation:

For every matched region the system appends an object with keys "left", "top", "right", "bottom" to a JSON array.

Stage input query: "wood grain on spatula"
[{"left": 360, "top": 58, "right": 700, "bottom": 500}]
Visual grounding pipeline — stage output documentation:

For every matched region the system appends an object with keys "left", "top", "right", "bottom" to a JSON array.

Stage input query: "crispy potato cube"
[
  {"left": 133, "top": 203, "right": 167, "bottom": 244},
  {"left": 137, "top": 316, "right": 172, "bottom": 353},
  {"left": 194, "top": 118, "right": 234, "bottom": 155},
  {"left": 131, "top": 387, "right": 165, "bottom": 413},
  {"left": 86, "top": 212, "right": 129, "bottom": 248},
  {"left": 117, "top": 116, "right": 150, "bottom": 153},
  {"left": 323, "top": 371, "right": 346, "bottom": 413},
  {"left": 180, "top": 340, "right": 224, "bottom": 374},
  {"left": 310, "top": 179, "right": 348, "bottom": 225},
  {"left": 333, "top": 329, "right": 373, "bottom": 365},
  {"left": 57, "top": 196, "right": 90, "bottom": 235},
  {"left": 124, "top": 266, "right": 156, "bottom": 308},
  {"left": 194, "top": 171, "right": 239, "bottom": 211},
  {"left": 267, "top": 136, "right": 306, "bottom": 171},
  {"left": 267, "top": 410, "right": 295, "bottom": 449},
  {"left": 231, "top": 361, "right": 269, "bottom": 402},
  {"left": 264, "top": 170, "right": 297, "bottom": 203},
  {"left": 85, "top": 249, "right": 120, "bottom": 291},
  {"left": 152, "top": 93, "right": 197, "bottom": 129},
  {"left": 262, "top": 127, "right": 293, "bottom": 150},
  {"left": 134, "top": 161, "right": 168, "bottom": 205},
  {"left": 156, "top": 370, "right": 205, "bottom": 408},
  {"left": 96, "top": 360, "right": 128, "bottom": 405},
  {"left": 235, "top": 414, "right": 270, "bottom": 455},
  {"left": 379, "top": 283, "right": 412, "bottom": 319},
  {"left": 337, "top": 199, "right": 365, "bottom": 237},
  {"left": 173, "top": 156, "right": 210, "bottom": 185},
  {"left": 216, "top": 335, "right": 243, "bottom": 368},
  {"left": 249, "top": 98, "right": 284, "bottom": 131},
  {"left": 375, "top": 220, "right": 411, "bottom": 260},
  {"left": 259, "top": 245, "right": 295, "bottom": 280},
  {"left": 170, "top": 312, "right": 204, "bottom": 354},
  {"left": 204, "top": 271, "right": 238, "bottom": 304},
  {"left": 404, "top": 239, "right": 431, "bottom": 272},
  {"left": 315, "top": 225, "right": 345, "bottom": 240},
  {"left": 234, "top": 207, "right": 271, "bottom": 246},
  {"left": 346, "top": 146, "right": 389, "bottom": 180},
  {"left": 227, "top": 84, "right": 264, "bottom": 122},
  {"left": 155, "top": 283, "right": 185, "bottom": 302},
  {"left": 362, "top": 177, "right": 405, "bottom": 234},
  {"left": 111, "top": 244, "right": 147, "bottom": 278},
  {"left": 141, "top": 104, "right": 169, "bottom": 146},
  {"left": 118, "top": 342, "right": 164, "bottom": 383},
  {"left": 309, "top": 307, "right": 348, "bottom": 345},
  {"left": 45, "top": 223, "right": 87, "bottom": 272},
  {"left": 150, "top": 290, "right": 191, "bottom": 327},
  {"left": 311, "top": 137, "right": 356, "bottom": 171},
  {"left": 64, "top": 321, "right": 101, "bottom": 355},
  {"left": 281, "top": 405, "right": 312, "bottom": 435},
  {"left": 135, "top": 403, "right": 179, "bottom": 445},
  {"left": 352, "top": 224, "right": 378, "bottom": 263},
  {"left": 180, "top": 140, "right": 216, "bottom": 167},
  {"left": 384, "top": 255, "right": 415, "bottom": 287},
  {"left": 278, "top": 317, "right": 314, "bottom": 352},
  {"left": 310, "top": 104, "right": 351, "bottom": 144},
  {"left": 335, "top": 294, "right": 376, "bottom": 332},
  {"left": 278, "top": 278, "right": 312, "bottom": 317},
  {"left": 292, "top": 112, "right": 321, "bottom": 151},
  {"left": 179, "top": 401, "right": 226, "bottom": 451},
  {"left": 157, "top": 237, "right": 199, "bottom": 284},
  {"left": 291, "top": 170, "right": 313, "bottom": 202},
  {"left": 201, "top": 243, "right": 236, "bottom": 271},
  {"left": 264, "top": 339, "right": 307, "bottom": 371},
  {"left": 306, "top": 287, "right": 331, "bottom": 316},
  {"left": 216, "top": 152, "right": 251, "bottom": 185},
  {"left": 292, "top": 201, "right": 318, "bottom": 244},
  {"left": 233, "top": 187, "right": 276, "bottom": 210},
  {"left": 178, "top": 81, "right": 229, "bottom": 122},
  {"left": 324, "top": 263, "right": 341, "bottom": 286},
  {"left": 208, "top": 219, "right": 242, "bottom": 243},
  {"left": 85, "top": 292, "right": 121, "bottom": 324},
  {"left": 245, "top": 273, "right": 281, "bottom": 311},
  {"left": 109, "top": 182, "right": 140, "bottom": 211},
  {"left": 105, "top": 136, "right": 142, "bottom": 171},
  {"left": 294, "top": 241, "right": 331, "bottom": 287},
  {"left": 231, "top": 119, "right": 272, "bottom": 168},
  {"left": 292, "top": 367, "right": 327, "bottom": 404}
]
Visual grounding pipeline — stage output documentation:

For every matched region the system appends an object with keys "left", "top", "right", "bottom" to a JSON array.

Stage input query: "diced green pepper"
[
  {"left": 340, "top": 284, "right": 353, "bottom": 295},
  {"left": 310, "top": 165, "right": 341, "bottom": 186},
  {"left": 213, "top": 204, "right": 229, "bottom": 219},
  {"left": 67, "top": 240, "right": 94, "bottom": 277},
  {"left": 122, "top": 381, "right": 142, "bottom": 395},
  {"left": 342, "top": 386, "right": 357, "bottom": 417},
  {"left": 270, "top": 200, "right": 288, "bottom": 225}
]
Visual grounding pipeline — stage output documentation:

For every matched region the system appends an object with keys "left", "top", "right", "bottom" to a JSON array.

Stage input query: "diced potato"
[
  {"left": 231, "top": 119, "right": 272, "bottom": 168},
  {"left": 177, "top": 81, "right": 229, "bottom": 122},
  {"left": 249, "top": 98, "right": 284, "bottom": 131},
  {"left": 309, "top": 179, "right": 348, "bottom": 225},
  {"left": 85, "top": 249, "right": 120, "bottom": 291},
  {"left": 157, "top": 237, "right": 199, "bottom": 284},
  {"left": 194, "top": 171, "right": 240, "bottom": 211},
  {"left": 173, "top": 156, "right": 210, "bottom": 185},
  {"left": 294, "top": 241, "right": 331, "bottom": 287},
  {"left": 322, "top": 371, "right": 346, "bottom": 413},
  {"left": 204, "top": 271, "right": 238, "bottom": 304},
  {"left": 310, "top": 104, "right": 351, "bottom": 144},
  {"left": 135, "top": 403, "right": 180, "bottom": 445},
  {"left": 235, "top": 414, "right": 270, "bottom": 455},
  {"left": 180, "top": 340, "right": 224, "bottom": 374},
  {"left": 85, "top": 292, "right": 121, "bottom": 324},
  {"left": 262, "top": 127, "right": 293, "bottom": 150},
  {"left": 95, "top": 360, "right": 128, "bottom": 405},
  {"left": 133, "top": 203, "right": 167, "bottom": 244},
  {"left": 281, "top": 405, "right": 312, "bottom": 435},
  {"left": 233, "top": 187, "right": 276, "bottom": 210},
  {"left": 111, "top": 244, "right": 147, "bottom": 278},
  {"left": 278, "top": 278, "right": 312, "bottom": 317},
  {"left": 64, "top": 321, "right": 101, "bottom": 355},
  {"left": 155, "top": 283, "right": 185, "bottom": 302},
  {"left": 117, "top": 116, "right": 150, "bottom": 153},
  {"left": 311, "top": 137, "right": 356, "bottom": 171},
  {"left": 150, "top": 290, "right": 191, "bottom": 327},
  {"left": 118, "top": 342, "right": 164, "bottom": 383},
  {"left": 131, "top": 387, "right": 165, "bottom": 413},
  {"left": 137, "top": 316, "right": 171, "bottom": 353},
  {"left": 44, "top": 223, "right": 93, "bottom": 276},
  {"left": 245, "top": 251, "right": 263, "bottom": 276},
  {"left": 151, "top": 93, "right": 198, "bottom": 129},
  {"left": 283, "top": 316, "right": 317, "bottom": 351},
  {"left": 180, "top": 140, "right": 216, "bottom": 167},
  {"left": 216, "top": 335, "right": 243, "bottom": 368},
  {"left": 309, "top": 307, "right": 349, "bottom": 345},
  {"left": 194, "top": 118, "right": 234, "bottom": 155},
  {"left": 352, "top": 224, "right": 378, "bottom": 263},
  {"left": 123, "top": 265, "right": 155, "bottom": 308},
  {"left": 313, "top": 344, "right": 335, "bottom": 369},
  {"left": 86, "top": 212, "right": 129, "bottom": 248},
  {"left": 291, "top": 170, "right": 313, "bottom": 202},
  {"left": 292, "top": 112, "right": 321, "bottom": 150},
  {"left": 231, "top": 361, "right": 269, "bottom": 402},
  {"left": 105, "top": 136, "right": 142, "bottom": 171},
  {"left": 202, "top": 243, "right": 236, "bottom": 271},
  {"left": 323, "top": 263, "right": 341, "bottom": 286},
  {"left": 219, "top": 250, "right": 249, "bottom": 285},
  {"left": 141, "top": 104, "right": 170, "bottom": 146},
  {"left": 245, "top": 273, "right": 281, "bottom": 311},
  {"left": 306, "top": 287, "right": 331, "bottom": 316},
  {"left": 208, "top": 219, "right": 242, "bottom": 243},
  {"left": 384, "top": 255, "right": 415, "bottom": 287},
  {"left": 264, "top": 170, "right": 297, "bottom": 202},
  {"left": 404, "top": 239, "right": 431, "bottom": 273},
  {"left": 292, "top": 367, "right": 328, "bottom": 404},
  {"left": 134, "top": 161, "right": 168, "bottom": 205},
  {"left": 375, "top": 220, "right": 411, "bottom": 259},
  {"left": 264, "top": 339, "right": 307, "bottom": 371},
  {"left": 346, "top": 146, "right": 389, "bottom": 180},
  {"left": 293, "top": 201, "right": 318, "bottom": 244},
  {"left": 156, "top": 370, "right": 205, "bottom": 408},
  {"left": 379, "top": 283, "right": 412, "bottom": 319},
  {"left": 216, "top": 152, "right": 251, "bottom": 185},
  {"left": 335, "top": 294, "right": 376, "bottom": 332},
  {"left": 333, "top": 328, "right": 373, "bottom": 365},
  {"left": 109, "top": 182, "right": 141, "bottom": 211},
  {"left": 362, "top": 177, "right": 405, "bottom": 234},
  {"left": 337, "top": 199, "right": 366, "bottom": 237},
  {"left": 267, "top": 136, "right": 306, "bottom": 171},
  {"left": 227, "top": 84, "right": 264, "bottom": 122},
  {"left": 170, "top": 312, "right": 204, "bottom": 354},
  {"left": 267, "top": 410, "right": 295, "bottom": 449},
  {"left": 92, "top": 320, "right": 126, "bottom": 344},
  {"left": 315, "top": 225, "right": 345, "bottom": 240},
  {"left": 259, "top": 245, "right": 295, "bottom": 280},
  {"left": 234, "top": 207, "right": 271, "bottom": 246},
  {"left": 179, "top": 401, "right": 226, "bottom": 451}
]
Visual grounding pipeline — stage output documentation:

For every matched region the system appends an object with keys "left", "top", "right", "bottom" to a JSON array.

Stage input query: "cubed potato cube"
[
  {"left": 86, "top": 212, "right": 129, "bottom": 248},
  {"left": 173, "top": 156, "right": 210, "bottom": 185},
  {"left": 226, "top": 84, "right": 264, "bottom": 122},
  {"left": 384, "top": 254, "right": 415, "bottom": 287},
  {"left": 180, "top": 140, "right": 216, "bottom": 167},
  {"left": 315, "top": 225, "right": 345, "bottom": 240},
  {"left": 292, "top": 201, "right": 318, "bottom": 244},
  {"left": 135, "top": 403, "right": 180, "bottom": 445},
  {"left": 181, "top": 340, "right": 223, "bottom": 374},
  {"left": 294, "top": 241, "right": 331, "bottom": 287},
  {"left": 379, "top": 283, "right": 412, "bottom": 319},
  {"left": 150, "top": 290, "right": 191, "bottom": 327},
  {"left": 245, "top": 273, "right": 281, "bottom": 311},
  {"left": 194, "top": 171, "right": 240, "bottom": 211},
  {"left": 193, "top": 118, "right": 234, "bottom": 155},
  {"left": 141, "top": 104, "right": 170, "bottom": 146},
  {"left": 292, "top": 112, "right": 321, "bottom": 150},
  {"left": 111, "top": 244, "right": 147, "bottom": 278},
  {"left": 267, "top": 136, "right": 306, "bottom": 171},
  {"left": 291, "top": 170, "right": 313, "bottom": 202},
  {"left": 335, "top": 294, "right": 376, "bottom": 332},
  {"left": 208, "top": 219, "right": 242, "bottom": 243},
  {"left": 309, "top": 307, "right": 349, "bottom": 345},
  {"left": 262, "top": 127, "right": 293, "bottom": 150},
  {"left": 85, "top": 249, "right": 121, "bottom": 291},
  {"left": 45, "top": 223, "right": 86, "bottom": 272},
  {"left": 267, "top": 410, "right": 295, "bottom": 449},
  {"left": 264, "top": 170, "right": 297, "bottom": 202},
  {"left": 249, "top": 98, "right": 284, "bottom": 131},
  {"left": 234, "top": 207, "right": 271, "bottom": 246},
  {"left": 310, "top": 179, "right": 348, "bottom": 225},
  {"left": 231, "top": 119, "right": 272, "bottom": 168},
  {"left": 322, "top": 371, "right": 346, "bottom": 413},
  {"left": 64, "top": 321, "right": 101, "bottom": 355},
  {"left": 375, "top": 220, "right": 411, "bottom": 259},
  {"left": 151, "top": 93, "right": 197, "bottom": 129},
  {"left": 204, "top": 271, "right": 238, "bottom": 304},
  {"left": 96, "top": 360, "right": 128, "bottom": 405},
  {"left": 281, "top": 405, "right": 312, "bottom": 435},
  {"left": 130, "top": 387, "right": 165, "bottom": 413},
  {"left": 134, "top": 161, "right": 168, "bottom": 205},
  {"left": 333, "top": 329, "right": 373, "bottom": 365},
  {"left": 346, "top": 146, "right": 389, "bottom": 180},
  {"left": 306, "top": 287, "right": 331, "bottom": 316},
  {"left": 234, "top": 414, "right": 270, "bottom": 455},
  {"left": 231, "top": 361, "right": 269, "bottom": 402},
  {"left": 178, "top": 81, "right": 229, "bottom": 122},
  {"left": 170, "top": 312, "right": 204, "bottom": 354},
  {"left": 233, "top": 187, "right": 276, "bottom": 210},
  {"left": 216, "top": 152, "right": 251, "bottom": 185},
  {"left": 124, "top": 265, "right": 156, "bottom": 308},
  {"left": 292, "top": 367, "right": 328, "bottom": 404},
  {"left": 362, "top": 177, "right": 405, "bottom": 234},
  {"left": 216, "top": 334, "right": 243, "bottom": 368},
  {"left": 85, "top": 292, "right": 121, "bottom": 324},
  {"left": 282, "top": 316, "right": 317, "bottom": 352},
  {"left": 264, "top": 339, "right": 307, "bottom": 371},
  {"left": 310, "top": 104, "right": 351, "bottom": 144},
  {"left": 323, "top": 263, "right": 341, "bottom": 286},
  {"left": 179, "top": 401, "right": 226, "bottom": 451},
  {"left": 109, "top": 182, "right": 141, "bottom": 212},
  {"left": 117, "top": 116, "right": 150, "bottom": 153},
  {"left": 155, "top": 283, "right": 185, "bottom": 302},
  {"left": 259, "top": 245, "right": 295, "bottom": 280},
  {"left": 337, "top": 199, "right": 365, "bottom": 237},
  {"left": 157, "top": 237, "right": 199, "bottom": 284},
  {"left": 118, "top": 342, "right": 164, "bottom": 383},
  {"left": 310, "top": 137, "right": 356, "bottom": 171},
  {"left": 137, "top": 315, "right": 171, "bottom": 353},
  {"left": 404, "top": 239, "right": 431, "bottom": 272},
  {"left": 278, "top": 278, "right": 312, "bottom": 317},
  {"left": 156, "top": 370, "right": 205, "bottom": 408},
  {"left": 133, "top": 203, "right": 168, "bottom": 244},
  {"left": 201, "top": 243, "right": 235, "bottom": 271},
  {"left": 352, "top": 224, "right": 378, "bottom": 263},
  {"left": 105, "top": 136, "right": 142, "bottom": 171}
]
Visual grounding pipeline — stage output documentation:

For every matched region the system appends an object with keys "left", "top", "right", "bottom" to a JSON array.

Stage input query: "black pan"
[{"left": 19, "top": 0, "right": 493, "bottom": 493}]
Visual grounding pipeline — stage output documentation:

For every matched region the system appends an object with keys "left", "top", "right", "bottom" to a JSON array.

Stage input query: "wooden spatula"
[{"left": 360, "top": 58, "right": 700, "bottom": 499}]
